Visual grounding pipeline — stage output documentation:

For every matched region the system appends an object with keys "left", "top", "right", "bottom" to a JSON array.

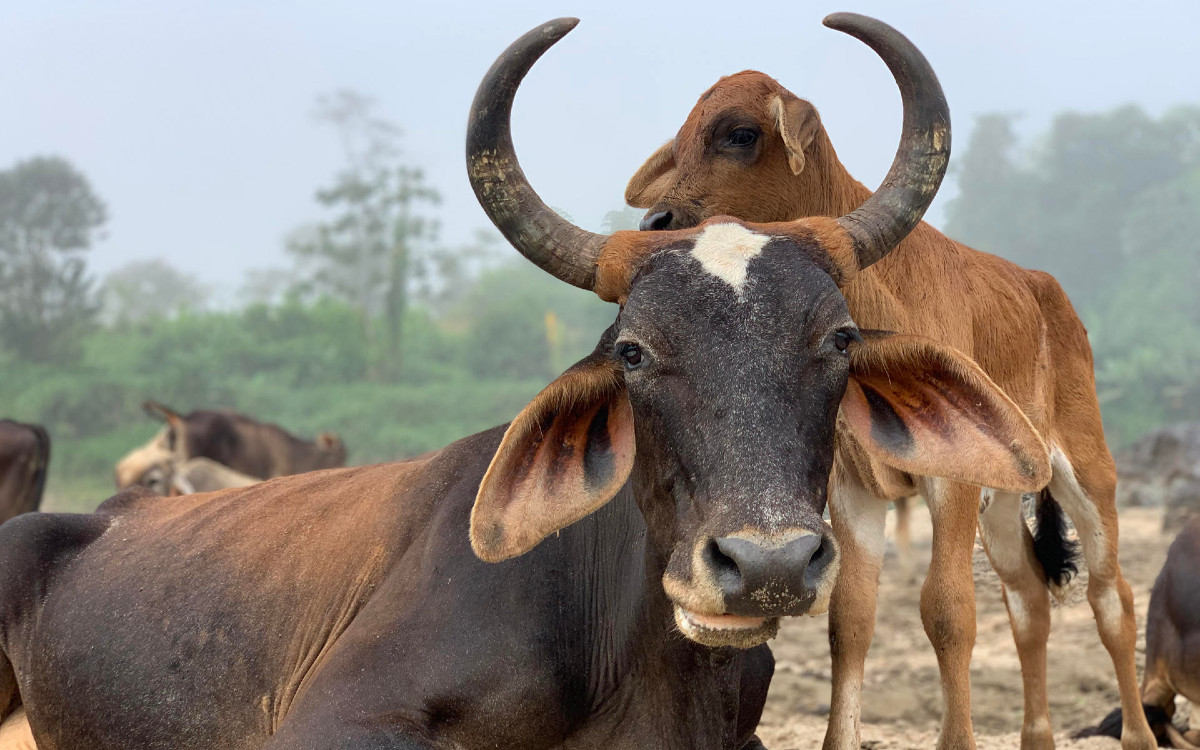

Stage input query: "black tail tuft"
[
  {"left": 1074, "top": 704, "right": 1172, "bottom": 744},
  {"left": 1033, "top": 489, "right": 1079, "bottom": 588}
]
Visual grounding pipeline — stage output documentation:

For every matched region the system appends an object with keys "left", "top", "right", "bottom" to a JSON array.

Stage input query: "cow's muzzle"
[{"left": 664, "top": 526, "right": 841, "bottom": 648}]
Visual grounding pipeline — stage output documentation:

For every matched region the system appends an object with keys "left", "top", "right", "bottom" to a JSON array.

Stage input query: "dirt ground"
[{"left": 757, "top": 505, "right": 1172, "bottom": 749}]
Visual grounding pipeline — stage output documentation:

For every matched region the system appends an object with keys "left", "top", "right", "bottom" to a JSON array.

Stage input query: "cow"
[
  {"left": 114, "top": 402, "right": 345, "bottom": 489},
  {"left": 0, "top": 14, "right": 1047, "bottom": 749},
  {"left": 133, "top": 456, "right": 262, "bottom": 496},
  {"left": 0, "top": 421, "right": 49, "bottom": 525},
  {"left": 622, "top": 25, "right": 1155, "bottom": 750},
  {"left": 1080, "top": 515, "right": 1200, "bottom": 748}
]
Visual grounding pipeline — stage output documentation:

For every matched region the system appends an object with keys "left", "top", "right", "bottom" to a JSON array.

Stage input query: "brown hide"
[
  {"left": 0, "top": 421, "right": 49, "bottom": 524},
  {"left": 627, "top": 70, "right": 1098, "bottom": 478}
]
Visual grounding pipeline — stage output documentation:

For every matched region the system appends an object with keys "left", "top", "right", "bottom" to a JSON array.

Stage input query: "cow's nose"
[
  {"left": 707, "top": 532, "right": 835, "bottom": 616},
  {"left": 640, "top": 210, "right": 673, "bottom": 231}
]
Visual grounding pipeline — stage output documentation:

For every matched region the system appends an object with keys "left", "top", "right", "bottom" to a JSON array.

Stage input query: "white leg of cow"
[
  {"left": 823, "top": 481, "right": 887, "bottom": 750},
  {"left": 977, "top": 489, "right": 1055, "bottom": 750},
  {"left": 920, "top": 478, "right": 980, "bottom": 750},
  {"left": 1049, "top": 446, "right": 1156, "bottom": 750}
]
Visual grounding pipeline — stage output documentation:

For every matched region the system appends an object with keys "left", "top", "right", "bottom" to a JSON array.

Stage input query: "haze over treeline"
[{"left": 1, "top": 3, "right": 1198, "bottom": 508}]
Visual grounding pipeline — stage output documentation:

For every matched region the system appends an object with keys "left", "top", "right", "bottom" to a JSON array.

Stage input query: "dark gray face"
[{"left": 612, "top": 223, "right": 855, "bottom": 646}]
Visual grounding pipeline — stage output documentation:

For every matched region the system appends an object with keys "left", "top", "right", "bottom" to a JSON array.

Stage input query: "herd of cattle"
[{"left": 0, "top": 12, "right": 1196, "bottom": 750}]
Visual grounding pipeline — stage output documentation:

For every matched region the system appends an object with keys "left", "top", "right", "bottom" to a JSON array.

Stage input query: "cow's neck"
[
  {"left": 552, "top": 472, "right": 739, "bottom": 748},
  {"left": 788, "top": 133, "right": 876, "bottom": 220}
]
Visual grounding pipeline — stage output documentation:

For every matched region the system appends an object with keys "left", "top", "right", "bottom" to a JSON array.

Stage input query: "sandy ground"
[{"left": 756, "top": 505, "right": 1171, "bottom": 750}]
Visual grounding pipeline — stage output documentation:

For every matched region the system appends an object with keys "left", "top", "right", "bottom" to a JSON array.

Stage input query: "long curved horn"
[
  {"left": 467, "top": 18, "right": 607, "bottom": 291},
  {"left": 824, "top": 13, "right": 950, "bottom": 271}
]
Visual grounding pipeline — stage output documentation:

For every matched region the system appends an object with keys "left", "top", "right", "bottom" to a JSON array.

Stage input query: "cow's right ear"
[
  {"left": 472, "top": 356, "right": 635, "bottom": 563},
  {"left": 769, "top": 93, "right": 821, "bottom": 175},
  {"left": 625, "top": 140, "right": 676, "bottom": 208}
]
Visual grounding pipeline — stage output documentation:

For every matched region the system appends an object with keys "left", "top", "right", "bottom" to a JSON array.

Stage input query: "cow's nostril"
[
  {"left": 640, "top": 210, "right": 673, "bottom": 231},
  {"left": 706, "top": 538, "right": 742, "bottom": 591}
]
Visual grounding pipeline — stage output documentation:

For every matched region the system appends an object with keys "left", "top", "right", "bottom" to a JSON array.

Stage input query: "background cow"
[
  {"left": 623, "top": 32, "right": 1155, "bottom": 750},
  {"left": 1080, "top": 515, "right": 1200, "bottom": 748},
  {"left": 132, "top": 456, "right": 262, "bottom": 496},
  {"left": 0, "top": 421, "right": 49, "bottom": 525},
  {"left": 114, "top": 402, "right": 345, "bottom": 489},
  {"left": 0, "top": 15, "right": 1051, "bottom": 749}
]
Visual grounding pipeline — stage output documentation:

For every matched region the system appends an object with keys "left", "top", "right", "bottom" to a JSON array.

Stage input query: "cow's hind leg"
[
  {"left": 1049, "top": 441, "right": 1156, "bottom": 750},
  {"left": 977, "top": 489, "right": 1054, "bottom": 749},
  {"left": 823, "top": 482, "right": 888, "bottom": 750},
  {"left": 919, "top": 479, "right": 980, "bottom": 750}
]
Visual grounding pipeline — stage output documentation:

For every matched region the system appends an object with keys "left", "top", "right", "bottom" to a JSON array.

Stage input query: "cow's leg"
[
  {"left": 1049, "top": 441, "right": 1156, "bottom": 750},
  {"left": 893, "top": 496, "right": 915, "bottom": 582},
  {"left": 977, "top": 489, "right": 1054, "bottom": 750},
  {"left": 823, "top": 481, "right": 887, "bottom": 750},
  {"left": 919, "top": 479, "right": 979, "bottom": 750}
]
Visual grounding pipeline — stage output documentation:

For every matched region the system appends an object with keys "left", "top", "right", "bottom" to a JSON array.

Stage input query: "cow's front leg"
[
  {"left": 823, "top": 481, "right": 887, "bottom": 750},
  {"left": 263, "top": 722, "right": 442, "bottom": 750},
  {"left": 920, "top": 479, "right": 980, "bottom": 750}
]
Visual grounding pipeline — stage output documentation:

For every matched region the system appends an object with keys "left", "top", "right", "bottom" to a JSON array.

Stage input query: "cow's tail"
[
  {"left": 1032, "top": 488, "right": 1079, "bottom": 591},
  {"left": 1073, "top": 704, "right": 1172, "bottom": 744}
]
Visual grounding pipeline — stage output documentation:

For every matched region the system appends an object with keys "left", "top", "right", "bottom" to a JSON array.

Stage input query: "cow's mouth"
[{"left": 673, "top": 606, "right": 780, "bottom": 648}]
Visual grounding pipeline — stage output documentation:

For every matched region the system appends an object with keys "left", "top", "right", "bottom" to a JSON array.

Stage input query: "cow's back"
[{"left": 4, "top": 452, "right": 449, "bottom": 749}]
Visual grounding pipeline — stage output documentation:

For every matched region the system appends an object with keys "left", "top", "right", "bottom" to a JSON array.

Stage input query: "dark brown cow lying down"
[
  {"left": 0, "top": 15, "right": 1050, "bottom": 749},
  {"left": 0, "top": 421, "right": 49, "bottom": 525},
  {"left": 1081, "top": 515, "right": 1200, "bottom": 747},
  {"left": 114, "top": 402, "right": 345, "bottom": 489}
]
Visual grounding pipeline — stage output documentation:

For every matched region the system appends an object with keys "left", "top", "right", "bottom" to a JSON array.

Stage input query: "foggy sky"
[{"left": 2, "top": 1, "right": 1197, "bottom": 295}]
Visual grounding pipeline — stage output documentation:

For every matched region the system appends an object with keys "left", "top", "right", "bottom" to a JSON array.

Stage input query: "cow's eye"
[
  {"left": 726, "top": 128, "right": 758, "bottom": 148},
  {"left": 832, "top": 330, "right": 857, "bottom": 354},
  {"left": 619, "top": 343, "right": 645, "bottom": 370}
]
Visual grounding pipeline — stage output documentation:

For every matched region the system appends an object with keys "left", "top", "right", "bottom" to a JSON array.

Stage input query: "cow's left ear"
[
  {"left": 840, "top": 332, "right": 1051, "bottom": 493},
  {"left": 472, "top": 355, "right": 635, "bottom": 563},
  {"left": 625, "top": 140, "right": 676, "bottom": 209}
]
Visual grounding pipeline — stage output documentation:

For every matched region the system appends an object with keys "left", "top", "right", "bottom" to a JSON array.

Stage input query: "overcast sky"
[{"left": 2, "top": 1, "right": 1198, "bottom": 293}]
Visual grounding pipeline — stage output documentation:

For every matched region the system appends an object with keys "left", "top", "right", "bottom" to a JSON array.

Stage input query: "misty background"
[{"left": 2, "top": 1, "right": 1198, "bottom": 508}]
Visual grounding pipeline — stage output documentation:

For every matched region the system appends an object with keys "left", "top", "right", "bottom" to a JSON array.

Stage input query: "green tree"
[
  {"left": 102, "top": 258, "right": 209, "bottom": 326},
  {"left": 945, "top": 105, "right": 1200, "bottom": 444},
  {"left": 0, "top": 156, "right": 106, "bottom": 362},
  {"left": 287, "top": 90, "right": 441, "bottom": 378}
]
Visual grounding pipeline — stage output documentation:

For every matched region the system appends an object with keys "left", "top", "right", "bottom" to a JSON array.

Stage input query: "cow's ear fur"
[
  {"left": 625, "top": 140, "right": 676, "bottom": 209},
  {"left": 840, "top": 332, "right": 1051, "bottom": 493},
  {"left": 770, "top": 94, "right": 821, "bottom": 176},
  {"left": 472, "top": 357, "right": 635, "bottom": 563},
  {"left": 143, "top": 401, "right": 188, "bottom": 456}
]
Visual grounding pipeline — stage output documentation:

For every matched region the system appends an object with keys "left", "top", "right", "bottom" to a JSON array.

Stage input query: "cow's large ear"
[
  {"left": 472, "top": 355, "right": 635, "bottom": 563},
  {"left": 625, "top": 140, "right": 676, "bottom": 208},
  {"left": 840, "top": 332, "right": 1051, "bottom": 493},
  {"left": 770, "top": 94, "right": 821, "bottom": 176}
]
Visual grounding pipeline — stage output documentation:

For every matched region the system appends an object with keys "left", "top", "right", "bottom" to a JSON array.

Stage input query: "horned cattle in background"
[
  {"left": 0, "top": 14, "right": 1050, "bottom": 749},
  {"left": 625, "top": 42, "right": 1155, "bottom": 750},
  {"left": 114, "top": 401, "right": 345, "bottom": 491},
  {"left": 0, "top": 420, "right": 49, "bottom": 525}
]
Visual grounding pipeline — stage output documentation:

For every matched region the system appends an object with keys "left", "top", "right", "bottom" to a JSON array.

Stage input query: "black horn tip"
[{"left": 822, "top": 12, "right": 877, "bottom": 33}]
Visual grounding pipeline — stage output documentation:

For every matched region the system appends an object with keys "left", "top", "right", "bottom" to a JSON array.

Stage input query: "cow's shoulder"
[{"left": 0, "top": 511, "right": 112, "bottom": 623}]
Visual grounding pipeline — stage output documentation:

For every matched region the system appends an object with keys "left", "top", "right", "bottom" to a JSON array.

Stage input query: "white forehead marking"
[{"left": 689, "top": 223, "right": 771, "bottom": 297}]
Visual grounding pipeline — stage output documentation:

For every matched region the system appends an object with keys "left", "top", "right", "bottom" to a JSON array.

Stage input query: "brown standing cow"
[
  {"left": 623, "top": 24, "right": 1153, "bottom": 750},
  {"left": 114, "top": 402, "right": 345, "bottom": 489},
  {"left": 0, "top": 421, "right": 49, "bottom": 525}
]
